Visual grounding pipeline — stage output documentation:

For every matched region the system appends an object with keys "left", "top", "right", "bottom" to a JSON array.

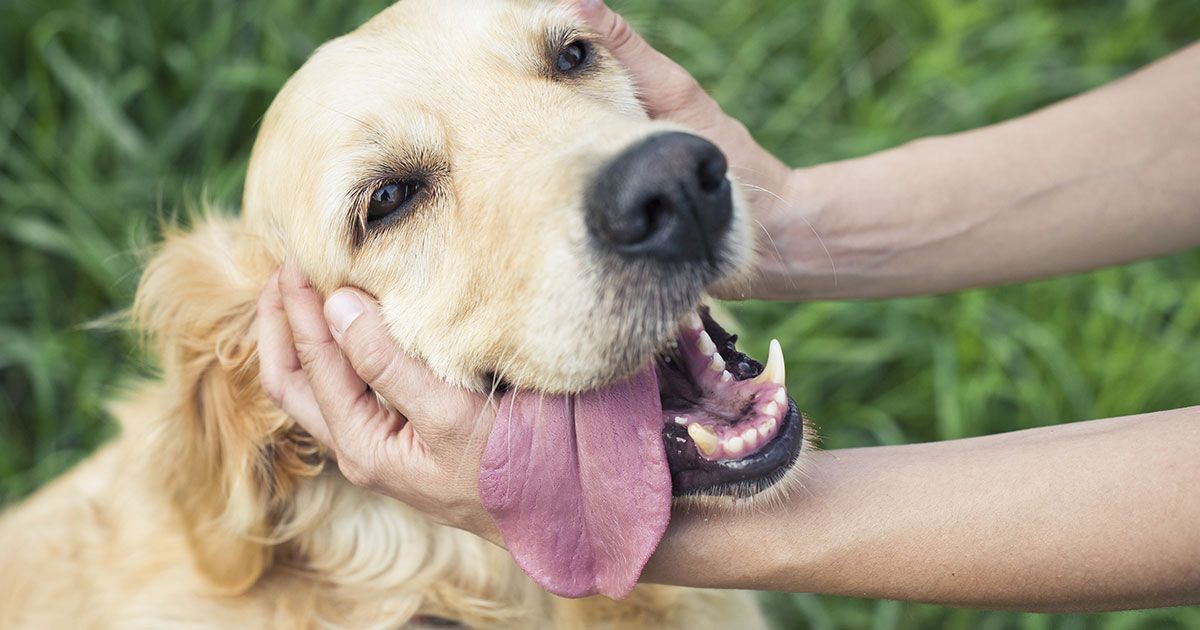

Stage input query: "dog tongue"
[{"left": 478, "top": 367, "right": 671, "bottom": 599}]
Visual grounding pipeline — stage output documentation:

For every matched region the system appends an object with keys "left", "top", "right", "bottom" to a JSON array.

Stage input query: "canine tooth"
[
  {"left": 725, "top": 436, "right": 745, "bottom": 456},
  {"left": 721, "top": 370, "right": 733, "bottom": 382},
  {"left": 742, "top": 428, "right": 759, "bottom": 449},
  {"left": 698, "top": 331, "right": 717, "bottom": 356},
  {"left": 688, "top": 424, "right": 720, "bottom": 457},
  {"left": 684, "top": 312, "right": 703, "bottom": 331},
  {"left": 763, "top": 401, "right": 779, "bottom": 418},
  {"left": 774, "top": 387, "right": 788, "bottom": 406},
  {"left": 709, "top": 353, "right": 725, "bottom": 372},
  {"left": 674, "top": 416, "right": 689, "bottom": 426},
  {"left": 751, "top": 339, "right": 786, "bottom": 386}
]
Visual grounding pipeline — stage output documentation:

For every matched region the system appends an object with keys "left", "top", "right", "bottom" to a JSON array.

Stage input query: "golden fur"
[{"left": 0, "top": 1, "right": 767, "bottom": 627}]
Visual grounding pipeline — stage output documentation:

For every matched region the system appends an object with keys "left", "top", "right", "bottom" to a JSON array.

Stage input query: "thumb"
[
  {"left": 324, "top": 289, "right": 477, "bottom": 435},
  {"left": 567, "top": 0, "right": 705, "bottom": 119}
]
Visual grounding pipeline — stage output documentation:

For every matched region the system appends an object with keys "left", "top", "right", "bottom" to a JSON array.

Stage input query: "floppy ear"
[{"left": 133, "top": 213, "right": 318, "bottom": 594}]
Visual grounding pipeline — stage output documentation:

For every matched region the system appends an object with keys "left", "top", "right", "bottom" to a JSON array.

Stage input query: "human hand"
[
  {"left": 256, "top": 262, "right": 501, "bottom": 544},
  {"left": 568, "top": 0, "right": 794, "bottom": 230}
]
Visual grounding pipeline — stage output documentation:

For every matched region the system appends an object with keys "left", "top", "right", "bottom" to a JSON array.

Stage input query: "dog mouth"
[
  {"left": 477, "top": 308, "right": 805, "bottom": 599},
  {"left": 656, "top": 307, "right": 804, "bottom": 498}
]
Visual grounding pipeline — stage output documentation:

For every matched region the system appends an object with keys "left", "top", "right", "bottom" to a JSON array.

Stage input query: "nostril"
[
  {"left": 605, "top": 194, "right": 670, "bottom": 246},
  {"left": 697, "top": 155, "right": 727, "bottom": 194},
  {"left": 609, "top": 210, "right": 651, "bottom": 245},
  {"left": 625, "top": 194, "right": 669, "bottom": 245}
]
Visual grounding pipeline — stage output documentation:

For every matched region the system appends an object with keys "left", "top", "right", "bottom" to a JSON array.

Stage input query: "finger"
[
  {"left": 277, "top": 262, "right": 403, "bottom": 450},
  {"left": 566, "top": 0, "right": 704, "bottom": 118},
  {"left": 255, "top": 270, "right": 331, "bottom": 445},
  {"left": 324, "top": 288, "right": 481, "bottom": 437}
]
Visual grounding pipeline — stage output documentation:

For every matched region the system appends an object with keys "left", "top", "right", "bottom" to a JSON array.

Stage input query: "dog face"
[{"left": 243, "top": 0, "right": 753, "bottom": 394}]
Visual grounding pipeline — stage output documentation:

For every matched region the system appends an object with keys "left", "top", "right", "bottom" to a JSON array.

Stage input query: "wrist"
[
  {"left": 752, "top": 142, "right": 944, "bottom": 301},
  {"left": 421, "top": 490, "right": 505, "bottom": 548}
]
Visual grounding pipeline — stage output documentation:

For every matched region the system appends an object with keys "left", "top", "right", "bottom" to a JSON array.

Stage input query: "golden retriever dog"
[{"left": 0, "top": 0, "right": 806, "bottom": 627}]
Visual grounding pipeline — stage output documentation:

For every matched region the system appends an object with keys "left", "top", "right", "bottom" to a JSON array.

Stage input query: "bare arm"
[
  {"left": 759, "top": 43, "right": 1200, "bottom": 299},
  {"left": 645, "top": 407, "right": 1200, "bottom": 612}
]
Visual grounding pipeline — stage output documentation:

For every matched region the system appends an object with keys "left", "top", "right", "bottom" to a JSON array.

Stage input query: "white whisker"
[
  {"left": 740, "top": 182, "right": 838, "bottom": 288},
  {"left": 752, "top": 217, "right": 791, "bottom": 289}
]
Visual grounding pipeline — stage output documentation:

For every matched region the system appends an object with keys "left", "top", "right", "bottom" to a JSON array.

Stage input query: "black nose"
[{"left": 586, "top": 132, "right": 732, "bottom": 263}]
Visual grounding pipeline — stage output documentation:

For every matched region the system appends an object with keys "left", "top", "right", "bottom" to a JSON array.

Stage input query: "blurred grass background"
[{"left": 1, "top": 0, "right": 1197, "bottom": 627}]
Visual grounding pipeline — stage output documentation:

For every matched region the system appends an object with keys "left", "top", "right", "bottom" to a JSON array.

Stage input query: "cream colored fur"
[{"left": 0, "top": 1, "right": 766, "bottom": 627}]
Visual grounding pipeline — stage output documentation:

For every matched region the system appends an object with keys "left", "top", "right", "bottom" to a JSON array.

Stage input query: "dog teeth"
[
  {"left": 721, "top": 370, "right": 733, "bottom": 382},
  {"left": 724, "top": 436, "right": 745, "bottom": 457},
  {"left": 697, "top": 331, "right": 717, "bottom": 356},
  {"left": 774, "top": 387, "right": 788, "bottom": 406},
  {"left": 758, "top": 418, "right": 776, "bottom": 438},
  {"left": 709, "top": 353, "right": 725, "bottom": 372},
  {"left": 741, "top": 428, "right": 759, "bottom": 449},
  {"left": 763, "top": 401, "right": 779, "bottom": 418},
  {"left": 688, "top": 424, "right": 720, "bottom": 457},
  {"left": 683, "top": 312, "right": 703, "bottom": 332},
  {"left": 751, "top": 339, "right": 786, "bottom": 386},
  {"left": 674, "top": 416, "right": 689, "bottom": 426}
]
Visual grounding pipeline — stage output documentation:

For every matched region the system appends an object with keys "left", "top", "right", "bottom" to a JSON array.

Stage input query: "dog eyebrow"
[
  {"left": 299, "top": 94, "right": 377, "bottom": 136},
  {"left": 545, "top": 24, "right": 580, "bottom": 50}
]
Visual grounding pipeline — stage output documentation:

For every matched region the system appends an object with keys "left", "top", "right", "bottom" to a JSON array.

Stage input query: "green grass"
[{"left": 1, "top": 0, "right": 1197, "bottom": 627}]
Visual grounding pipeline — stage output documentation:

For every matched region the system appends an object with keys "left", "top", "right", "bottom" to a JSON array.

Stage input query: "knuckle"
[
  {"left": 605, "top": 16, "right": 640, "bottom": 53},
  {"left": 293, "top": 339, "right": 329, "bottom": 370},
  {"left": 366, "top": 404, "right": 402, "bottom": 433},
  {"left": 421, "top": 418, "right": 456, "bottom": 444},
  {"left": 353, "top": 339, "right": 400, "bottom": 386},
  {"left": 338, "top": 459, "right": 374, "bottom": 489},
  {"left": 660, "top": 87, "right": 719, "bottom": 129},
  {"left": 258, "top": 370, "right": 284, "bottom": 405},
  {"left": 677, "top": 75, "right": 706, "bottom": 101},
  {"left": 663, "top": 74, "right": 705, "bottom": 108}
]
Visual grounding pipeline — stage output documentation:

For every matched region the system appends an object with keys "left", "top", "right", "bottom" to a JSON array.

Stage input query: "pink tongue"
[{"left": 478, "top": 367, "right": 671, "bottom": 599}]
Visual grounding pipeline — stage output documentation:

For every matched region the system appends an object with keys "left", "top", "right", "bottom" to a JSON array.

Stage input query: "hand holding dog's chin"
[{"left": 257, "top": 263, "right": 504, "bottom": 547}]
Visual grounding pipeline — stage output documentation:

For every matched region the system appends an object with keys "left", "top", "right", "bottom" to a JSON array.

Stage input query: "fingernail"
[{"left": 325, "top": 291, "right": 364, "bottom": 335}]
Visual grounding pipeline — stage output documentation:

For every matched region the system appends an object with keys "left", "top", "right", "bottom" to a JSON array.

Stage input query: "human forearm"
[
  {"left": 644, "top": 408, "right": 1200, "bottom": 612},
  {"left": 756, "top": 43, "right": 1200, "bottom": 300}
]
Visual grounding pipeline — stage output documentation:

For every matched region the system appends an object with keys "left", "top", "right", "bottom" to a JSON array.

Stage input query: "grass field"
[{"left": 1, "top": 0, "right": 1198, "bottom": 627}]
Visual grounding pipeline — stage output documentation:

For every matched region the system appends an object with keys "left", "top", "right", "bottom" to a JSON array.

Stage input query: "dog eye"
[
  {"left": 555, "top": 41, "right": 589, "bottom": 74},
  {"left": 367, "top": 180, "right": 421, "bottom": 224}
]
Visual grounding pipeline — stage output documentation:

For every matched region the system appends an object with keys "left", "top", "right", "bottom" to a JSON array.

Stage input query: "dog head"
[
  {"left": 134, "top": 0, "right": 805, "bottom": 606},
  {"left": 244, "top": 0, "right": 803, "bottom": 496},
  {"left": 245, "top": 0, "right": 754, "bottom": 393}
]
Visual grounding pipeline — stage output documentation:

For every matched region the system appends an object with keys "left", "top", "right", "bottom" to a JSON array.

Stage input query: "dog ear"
[{"left": 132, "top": 213, "right": 318, "bottom": 594}]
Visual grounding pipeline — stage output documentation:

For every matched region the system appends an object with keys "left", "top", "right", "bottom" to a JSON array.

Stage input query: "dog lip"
[{"left": 664, "top": 398, "right": 804, "bottom": 498}]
